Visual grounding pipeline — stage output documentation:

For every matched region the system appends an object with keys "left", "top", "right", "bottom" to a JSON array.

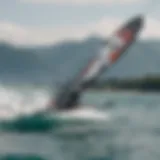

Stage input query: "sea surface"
[{"left": 0, "top": 84, "right": 159, "bottom": 160}]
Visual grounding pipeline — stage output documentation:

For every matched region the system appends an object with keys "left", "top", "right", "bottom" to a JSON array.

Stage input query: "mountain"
[
  {"left": 0, "top": 43, "right": 48, "bottom": 83},
  {"left": 0, "top": 37, "right": 160, "bottom": 85}
]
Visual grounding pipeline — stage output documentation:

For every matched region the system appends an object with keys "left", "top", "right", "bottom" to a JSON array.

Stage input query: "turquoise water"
[{"left": 0, "top": 89, "right": 160, "bottom": 160}]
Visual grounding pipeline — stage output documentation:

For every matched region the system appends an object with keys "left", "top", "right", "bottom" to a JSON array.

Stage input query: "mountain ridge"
[{"left": 0, "top": 37, "right": 160, "bottom": 84}]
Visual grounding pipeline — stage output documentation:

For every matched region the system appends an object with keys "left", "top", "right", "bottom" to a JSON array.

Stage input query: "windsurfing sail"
[
  {"left": 54, "top": 15, "right": 144, "bottom": 110},
  {"left": 76, "top": 15, "right": 144, "bottom": 89}
]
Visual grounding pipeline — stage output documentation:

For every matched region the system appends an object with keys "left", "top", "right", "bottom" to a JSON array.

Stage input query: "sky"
[{"left": 0, "top": 0, "right": 160, "bottom": 46}]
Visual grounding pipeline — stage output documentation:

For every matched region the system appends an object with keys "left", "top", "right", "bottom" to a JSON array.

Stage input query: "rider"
[{"left": 53, "top": 78, "right": 96, "bottom": 110}]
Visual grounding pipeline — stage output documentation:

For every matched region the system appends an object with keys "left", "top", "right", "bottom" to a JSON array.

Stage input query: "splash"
[{"left": 0, "top": 84, "right": 51, "bottom": 120}]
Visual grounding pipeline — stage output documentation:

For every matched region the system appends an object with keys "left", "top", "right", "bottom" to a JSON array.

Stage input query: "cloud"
[
  {"left": 0, "top": 16, "right": 160, "bottom": 46},
  {"left": 142, "top": 17, "right": 160, "bottom": 39},
  {"left": 21, "top": 0, "right": 141, "bottom": 5},
  {"left": 0, "top": 18, "right": 121, "bottom": 46}
]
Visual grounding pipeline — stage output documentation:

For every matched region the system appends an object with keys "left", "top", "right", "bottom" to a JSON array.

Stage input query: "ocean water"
[{"left": 0, "top": 84, "right": 160, "bottom": 160}]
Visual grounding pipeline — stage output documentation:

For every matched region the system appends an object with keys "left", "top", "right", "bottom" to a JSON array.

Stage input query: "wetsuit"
[
  {"left": 54, "top": 82, "right": 81, "bottom": 110},
  {"left": 54, "top": 77, "right": 98, "bottom": 110}
]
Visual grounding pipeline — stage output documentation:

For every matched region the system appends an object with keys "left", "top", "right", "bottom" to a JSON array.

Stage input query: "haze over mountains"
[{"left": 0, "top": 36, "right": 160, "bottom": 85}]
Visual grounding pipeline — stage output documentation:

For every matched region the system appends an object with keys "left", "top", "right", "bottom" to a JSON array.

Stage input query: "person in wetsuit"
[
  {"left": 54, "top": 78, "right": 98, "bottom": 110},
  {"left": 54, "top": 81, "right": 81, "bottom": 110}
]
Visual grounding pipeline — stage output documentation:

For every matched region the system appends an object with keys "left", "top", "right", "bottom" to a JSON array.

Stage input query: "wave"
[{"left": 0, "top": 84, "right": 51, "bottom": 120}]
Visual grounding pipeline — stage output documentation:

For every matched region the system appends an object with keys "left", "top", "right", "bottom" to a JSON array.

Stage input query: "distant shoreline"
[
  {"left": 87, "top": 88, "right": 160, "bottom": 95},
  {"left": 89, "top": 75, "right": 160, "bottom": 93}
]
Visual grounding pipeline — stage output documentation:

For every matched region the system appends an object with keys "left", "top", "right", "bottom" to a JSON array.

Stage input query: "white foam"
[
  {"left": 0, "top": 84, "right": 111, "bottom": 122},
  {"left": 54, "top": 107, "right": 111, "bottom": 121},
  {"left": 0, "top": 84, "right": 51, "bottom": 120}
]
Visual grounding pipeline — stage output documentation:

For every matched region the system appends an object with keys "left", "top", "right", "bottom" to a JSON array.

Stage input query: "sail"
[
  {"left": 54, "top": 15, "right": 144, "bottom": 110},
  {"left": 76, "top": 15, "right": 144, "bottom": 90}
]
